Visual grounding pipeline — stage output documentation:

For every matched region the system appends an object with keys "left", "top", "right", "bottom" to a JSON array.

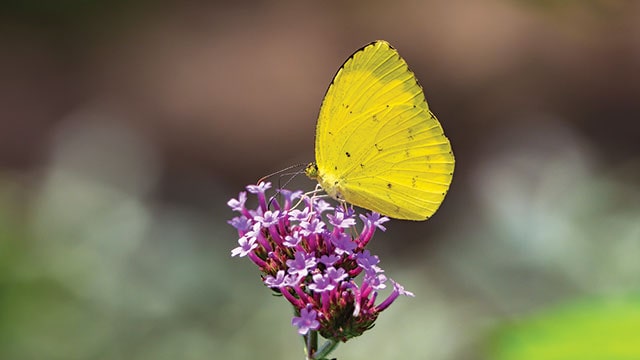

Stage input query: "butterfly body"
[{"left": 306, "top": 40, "right": 454, "bottom": 221}]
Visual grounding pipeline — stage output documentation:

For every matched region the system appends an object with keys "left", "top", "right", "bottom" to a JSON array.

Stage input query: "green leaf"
[{"left": 489, "top": 295, "right": 640, "bottom": 360}]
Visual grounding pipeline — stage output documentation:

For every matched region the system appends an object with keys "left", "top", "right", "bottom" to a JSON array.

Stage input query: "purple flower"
[
  {"left": 308, "top": 273, "right": 335, "bottom": 292},
  {"left": 326, "top": 266, "right": 347, "bottom": 283},
  {"left": 255, "top": 210, "right": 280, "bottom": 227},
  {"left": 356, "top": 250, "right": 382, "bottom": 274},
  {"left": 328, "top": 209, "right": 357, "bottom": 228},
  {"left": 242, "top": 222, "right": 261, "bottom": 241},
  {"left": 283, "top": 232, "right": 302, "bottom": 247},
  {"left": 279, "top": 189, "right": 303, "bottom": 208},
  {"left": 313, "top": 199, "right": 334, "bottom": 213},
  {"left": 228, "top": 216, "right": 251, "bottom": 232},
  {"left": 227, "top": 191, "right": 247, "bottom": 212},
  {"left": 264, "top": 270, "right": 287, "bottom": 288},
  {"left": 288, "top": 207, "right": 311, "bottom": 222},
  {"left": 228, "top": 183, "right": 414, "bottom": 342},
  {"left": 286, "top": 251, "right": 317, "bottom": 278},
  {"left": 364, "top": 272, "right": 387, "bottom": 290},
  {"left": 376, "top": 279, "right": 414, "bottom": 312},
  {"left": 246, "top": 182, "right": 271, "bottom": 194},
  {"left": 396, "top": 281, "right": 414, "bottom": 297},
  {"left": 285, "top": 273, "right": 303, "bottom": 286},
  {"left": 300, "top": 218, "right": 325, "bottom": 236},
  {"left": 292, "top": 306, "right": 320, "bottom": 335},
  {"left": 319, "top": 254, "right": 339, "bottom": 267},
  {"left": 230, "top": 234, "right": 258, "bottom": 257},
  {"left": 360, "top": 212, "right": 390, "bottom": 231},
  {"left": 247, "top": 182, "right": 272, "bottom": 211},
  {"left": 331, "top": 232, "right": 357, "bottom": 255}
]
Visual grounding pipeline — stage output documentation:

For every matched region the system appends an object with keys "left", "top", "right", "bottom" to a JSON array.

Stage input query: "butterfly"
[{"left": 305, "top": 40, "right": 454, "bottom": 220}]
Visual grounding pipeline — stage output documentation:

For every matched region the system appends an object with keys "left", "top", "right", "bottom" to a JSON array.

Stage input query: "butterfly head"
[
  {"left": 305, "top": 162, "right": 318, "bottom": 179},
  {"left": 305, "top": 163, "right": 345, "bottom": 202}
]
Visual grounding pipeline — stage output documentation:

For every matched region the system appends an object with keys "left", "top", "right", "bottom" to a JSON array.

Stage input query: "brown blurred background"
[{"left": 1, "top": 1, "right": 639, "bottom": 359}]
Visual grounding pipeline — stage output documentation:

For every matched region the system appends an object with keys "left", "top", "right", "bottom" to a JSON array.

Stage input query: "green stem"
[
  {"left": 315, "top": 339, "right": 339, "bottom": 359},
  {"left": 305, "top": 331, "right": 318, "bottom": 360},
  {"left": 304, "top": 332, "right": 338, "bottom": 360}
]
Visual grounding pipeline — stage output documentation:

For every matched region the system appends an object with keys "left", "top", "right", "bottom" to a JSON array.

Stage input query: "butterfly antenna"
[
  {"left": 257, "top": 163, "right": 308, "bottom": 211},
  {"left": 256, "top": 163, "right": 307, "bottom": 185},
  {"left": 277, "top": 167, "right": 307, "bottom": 191}
]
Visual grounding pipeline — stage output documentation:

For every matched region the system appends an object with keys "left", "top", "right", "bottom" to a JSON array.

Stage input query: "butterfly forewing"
[{"left": 314, "top": 40, "right": 454, "bottom": 220}]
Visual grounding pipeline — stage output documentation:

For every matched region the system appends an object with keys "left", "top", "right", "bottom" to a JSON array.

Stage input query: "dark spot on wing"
[
  {"left": 374, "top": 143, "right": 383, "bottom": 152},
  {"left": 411, "top": 177, "right": 417, "bottom": 187},
  {"left": 360, "top": 163, "right": 365, "bottom": 169},
  {"left": 334, "top": 166, "right": 338, "bottom": 170},
  {"left": 345, "top": 152, "right": 351, "bottom": 157},
  {"left": 387, "top": 183, "right": 392, "bottom": 189}
]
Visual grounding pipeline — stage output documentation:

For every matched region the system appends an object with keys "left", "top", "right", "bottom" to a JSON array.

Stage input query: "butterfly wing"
[{"left": 314, "top": 40, "right": 454, "bottom": 220}]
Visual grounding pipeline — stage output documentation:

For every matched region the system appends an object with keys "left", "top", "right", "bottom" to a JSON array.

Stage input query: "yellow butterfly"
[{"left": 305, "top": 40, "right": 454, "bottom": 220}]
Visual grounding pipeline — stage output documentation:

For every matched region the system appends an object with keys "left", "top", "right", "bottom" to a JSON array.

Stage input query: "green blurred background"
[{"left": 1, "top": 0, "right": 639, "bottom": 359}]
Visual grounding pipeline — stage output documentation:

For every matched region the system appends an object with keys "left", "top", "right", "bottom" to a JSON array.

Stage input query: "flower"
[
  {"left": 264, "top": 270, "right": 287, "bottom": 288},
  {"left": 230, "top": 235, "right": 257, "bottom": 257},
  {"left": 227, "top": 192, "right": 247, "bottom": 212},
  {"left": 328, "top": 208, "right": 357, "bottom": 228},
  {"left": 331, "top": 232, "right": 357, "bottom": 255},
  {"left": 356, "top": 250, "right": 382, "bottom": 274},
  {"left": 308, "top": 273, "right": 335, "bottom": 292},
  {"left": 255, "top": 210, "right": 280, "bottom": 227},
  {"left": 228, "top": 182, "right": 413, "bottom": 342},
  {"left": 286, "top": 251, "right": 317, "bottom": 278},
  {"left": 292, "top": 306, "right": 320, "bottom": 335}
]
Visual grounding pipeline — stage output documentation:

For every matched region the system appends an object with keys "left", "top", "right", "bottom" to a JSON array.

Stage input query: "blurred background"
[{"left": 1, "top": 0, "right": 639, "bottom": 359}]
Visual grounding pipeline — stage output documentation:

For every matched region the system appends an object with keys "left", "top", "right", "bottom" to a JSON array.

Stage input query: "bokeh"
[{"left": 1, "top": 0, "right": 639, "bottom": 359}]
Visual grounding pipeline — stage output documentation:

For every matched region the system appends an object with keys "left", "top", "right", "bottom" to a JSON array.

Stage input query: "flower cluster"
[{"left": 228, "top": 182, "right": 414, "bottom": 342}]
